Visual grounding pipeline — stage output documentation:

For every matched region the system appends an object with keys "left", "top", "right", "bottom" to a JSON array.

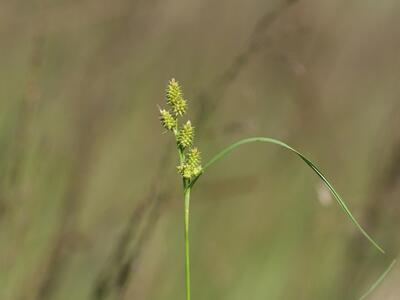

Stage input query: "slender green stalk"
[
  {"left": 184, "top": 187, "right": 191, "bottom": 300},
  {"left": 177, "top": 132, "right": 192, "bottom": 300}
]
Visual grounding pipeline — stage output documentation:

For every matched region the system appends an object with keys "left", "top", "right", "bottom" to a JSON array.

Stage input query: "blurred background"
[{"left": 1, "top": 0, "right": 400, "bottom": 299}]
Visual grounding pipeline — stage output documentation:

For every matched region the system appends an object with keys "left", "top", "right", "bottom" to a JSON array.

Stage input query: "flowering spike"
[
  {"left": 166, "top": 78, "right": 187, "bottom": 116},
  {"left": 178, "top": 121, "right": 194, "bottom": 149},
  {"left": 166, "top": 79, "right": 182, "bottom": 103},
  {"left": 159, "top": 79, "right": 203, "bottom": 180},
  {"left": 177, "top": 164, "right": 193, "bottom": 179},
  {"left": 187, "top": 148, "right": 201, "bottom": 168},
  {"left": 177, "top": 147, "right": 202, "bottom": 179},
  {"left": 159, "top": 108, "right": 177, "bottom": 131}
]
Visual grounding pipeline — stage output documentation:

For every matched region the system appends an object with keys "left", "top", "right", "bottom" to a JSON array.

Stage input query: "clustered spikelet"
[
  {"left": 159, "top": 109, "right": 176, "bottom": 131},
  {"left": 187, "top": 148, "right": 201, "bottom": 167},
  {"left": 158, "top": 78, "right": 202, "bottom": 180},
  {"left": 178, "top": 121, "right": 194, "bottom": 149},
  {"left": 166, "top": 78, "right": 187, "bottom": 116},
  {"left": 177, "top": 163, "right": 202, "bottom": 179},
  {"left": 177, "top": 147, "right": 202, "bottom": 178}
]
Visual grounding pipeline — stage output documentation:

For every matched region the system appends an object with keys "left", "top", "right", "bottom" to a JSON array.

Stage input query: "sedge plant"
[{"left": 158, "top": 78, "right": 396, "bottom": 300}]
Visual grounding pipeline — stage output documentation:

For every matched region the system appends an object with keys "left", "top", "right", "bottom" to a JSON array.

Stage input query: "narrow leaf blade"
[
  {"left": 195, "top": 137, "right": 385, "bottom": 254},
  {"left": 359, "top": 259, "right": 397, "bottom": 300}
]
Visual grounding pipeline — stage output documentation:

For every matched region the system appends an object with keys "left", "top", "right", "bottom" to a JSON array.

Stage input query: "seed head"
[
  {"left": 159, "top": 108, "right": 176, "bottom": 131},
  {"left": 166, "top": 78, "right": 187, "bottom": 116},
  {"left": 160, "top": 79, "right": 203, "bottom": 181},
  {"left": 177, "top": 164, "right": 192, "bottom": 179},
  {"left": 178, "top": 121, "right": 194, "bottom": 149},
  {"left": 177, "top": 163, "right": 202, "bottom": 179},
  {"left": 187, "top": 147, "right": 201, "bottom": 168},
  {"left": 177, "top": 147, "right": 202, "bottom": 179}
]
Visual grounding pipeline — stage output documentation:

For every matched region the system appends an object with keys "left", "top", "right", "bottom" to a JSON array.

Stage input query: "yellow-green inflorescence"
[
  {"left": 178, "top": 121, "right": 194, "bottom": 149},
  {"left": 159, "top": 78, "right": 202, "bottom": 180},
  {"left": 166, "top": 78, "right": 187, "bottom": 116},
  {"left": 159, "top": 109, "right": 177, "bottom": 131}
]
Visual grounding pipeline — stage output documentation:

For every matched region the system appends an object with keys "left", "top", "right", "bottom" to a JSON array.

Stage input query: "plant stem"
[
  {"left": 177, "top": 136, "right": 192, "bottom": 300},
  {"left": 184, "top": 186, "right": 191, "bottom": 300}
]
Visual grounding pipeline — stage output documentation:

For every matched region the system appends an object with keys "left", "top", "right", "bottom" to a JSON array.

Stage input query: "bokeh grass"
[{"left": 1, "top": 0, "right": 400, "bottom": 299}]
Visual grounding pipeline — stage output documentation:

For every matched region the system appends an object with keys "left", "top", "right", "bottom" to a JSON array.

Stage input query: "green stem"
[
  {"left": 184, "top": 187, "right": 191, "bottom": 300},
  {"left": 177, "top": 141, "right": 191, "bottom": 299}
]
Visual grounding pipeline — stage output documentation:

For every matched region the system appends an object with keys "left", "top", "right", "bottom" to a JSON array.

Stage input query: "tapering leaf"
[
  {"left": 191, "top": 137, "right": 385, "bottom": 254},
  {"left": 359, "top": 259, "right": 397, "bottom": 299}
]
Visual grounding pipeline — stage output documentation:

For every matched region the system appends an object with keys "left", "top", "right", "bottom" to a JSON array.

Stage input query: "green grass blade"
[
  {"left": 359, "top": 259, "right": 397, "bottom": 300},
  {"left": 193, "top": 137, "right": 385, "bottom": 254}
]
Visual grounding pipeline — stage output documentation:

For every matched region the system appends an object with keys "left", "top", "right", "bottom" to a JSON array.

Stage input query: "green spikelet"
[
  {"left": 159, "top": 108, "right": 176, "bottom": 131},
  {"left": 177, "top": 148, "right": 202, "bottom": 179},
  {"left": 178, "top": 121, "right": 194, "bottom": 149},
  {"left": 166, "top": 78, "right": 182, "bottom": 103},
  {"left": 186, "top": 147, "right": 201, "bottom": 169},
  {"left": 166, "top": 78, "right": 187, "bottom": 116},
  {"left": 177, "top": 164, "right": 193, "bottom": 179},
  {"left": 177, "top": 164, "right": 201, "bottom": 179}
]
